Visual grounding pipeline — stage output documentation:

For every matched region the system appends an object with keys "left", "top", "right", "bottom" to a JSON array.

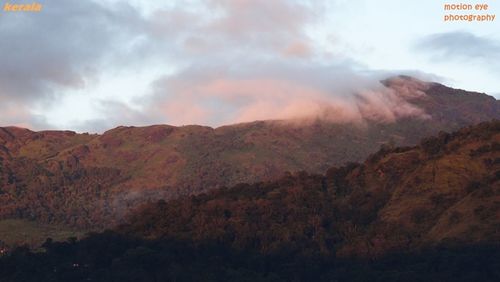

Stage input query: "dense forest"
[
  {"left": 0, "top": 120, "right": 499, "bottom": 281},
  {"left": 120, "top": 120, "right": 500, "bottom": 257},
  {"left": 1, "top": 232, "right": 499, "bottom": 282}
]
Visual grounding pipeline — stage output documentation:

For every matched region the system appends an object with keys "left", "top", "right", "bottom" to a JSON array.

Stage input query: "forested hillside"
[{"left": 1, "top": 121, "right": 498, "bottom": 281}]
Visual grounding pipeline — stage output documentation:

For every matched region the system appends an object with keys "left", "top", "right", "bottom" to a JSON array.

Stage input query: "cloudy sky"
[{"left": 0, "top": 0, "right": 499, "bottom": 132}]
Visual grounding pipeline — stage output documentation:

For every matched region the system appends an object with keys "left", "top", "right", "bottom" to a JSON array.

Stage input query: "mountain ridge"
[
  {"left": 121, "top": 120, "right": 500, "bottom": 257},
  {"left": 0, "top": 76, "right": 499, "bottom": 228}
]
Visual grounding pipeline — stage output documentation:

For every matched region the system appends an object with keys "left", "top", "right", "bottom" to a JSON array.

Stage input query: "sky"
[{"left": 0, "top": 0, "right": 499, "bottom": 132}]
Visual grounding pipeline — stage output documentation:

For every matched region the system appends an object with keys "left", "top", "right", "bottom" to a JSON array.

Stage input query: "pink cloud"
[
  {"left": 283, "top": 42, "right": 312, "bottom": 58},
  {"left": 149, "top": 0, "right": 318, "bottom": 59},
  {"left": 150, "top": 68, "right": 431, "bottom": 126},
  {"left": 155, "top": 99, "right": 210, "bottom": 125},
  {"left": 0, "top": 102, "right": 47, "bottom": 130}
]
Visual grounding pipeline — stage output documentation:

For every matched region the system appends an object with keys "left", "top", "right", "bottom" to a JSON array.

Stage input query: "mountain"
[
  {"left": 120, "top": 120, "right": 500, "bottom": 257},
  {"left": 0, "top": 76, "right": 499, "bottom": 228},
  {"left": 1, "top": 120, "right": 499, "bottom": 282}
]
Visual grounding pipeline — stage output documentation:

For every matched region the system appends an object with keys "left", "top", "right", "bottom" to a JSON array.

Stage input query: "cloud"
[
  {"left": 145, "top": 0, "right": 323, "bottom": 62},
  {"left": 415, "top": 31, "right": 500, "bottom": 63},
  {"left": 0, "top": 0, "right": 435, "bottom": 131},
  {"left": 0, "top": 101, "right": 50, "bottom": 129},
  {"left": 70, "top": 100, "right": 158, "bottom": 133},
  {"left": 205, "top": 0, "right": 316, "bottom": 52},
  {"left": 147, "top": 61, "right": 431, "bottom": 126},
  {"left": 0, "top": 0, "right": 147, "bottom": 127},
  {"left": 129, "top": 0, "right": 433, "bottom": 127}
]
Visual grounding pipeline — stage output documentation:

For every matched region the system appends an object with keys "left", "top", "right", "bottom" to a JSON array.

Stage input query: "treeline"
[
  {"left": 1, "top": 232, "right": 499, "bottom": 282},
  {"left": 0, "top": 160, "right": 121, "bottom": 228}
]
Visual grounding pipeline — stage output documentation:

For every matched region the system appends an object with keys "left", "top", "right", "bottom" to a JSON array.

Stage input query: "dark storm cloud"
[{"left": 415, "top": 31, "right": 500, "bottom": 62}]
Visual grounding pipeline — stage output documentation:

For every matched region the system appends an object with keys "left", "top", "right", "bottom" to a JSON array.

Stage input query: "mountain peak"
[{"left": 381, "top": 75, "right": 436, "bottom": 94}]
